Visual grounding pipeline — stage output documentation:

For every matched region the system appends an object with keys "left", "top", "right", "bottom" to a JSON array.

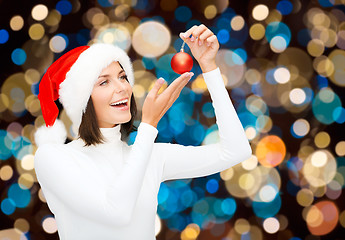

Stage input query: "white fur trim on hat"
[
  {"left": 59, "top": 43, "right": 134, "bottom": 134},
  {"left": 34, "top": 119, "right": 67, "bottom": 147}
]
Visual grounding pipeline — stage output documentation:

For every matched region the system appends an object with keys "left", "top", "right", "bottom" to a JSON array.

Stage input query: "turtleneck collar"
[{"left": 99, "top": 124, "right": 122, "bottom": 144}]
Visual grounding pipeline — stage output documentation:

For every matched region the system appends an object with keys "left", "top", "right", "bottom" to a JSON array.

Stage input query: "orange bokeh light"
[
  {"left": 307, "top": 201, "right": 339, "bottom": 235},
  {"left": 255, "top": 135, "right": 286, "bottom": 167}
]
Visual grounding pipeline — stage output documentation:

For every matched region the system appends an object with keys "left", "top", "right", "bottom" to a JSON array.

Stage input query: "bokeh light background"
[{"left": 0, "top": 0, "right": 345, "bottom": 239}]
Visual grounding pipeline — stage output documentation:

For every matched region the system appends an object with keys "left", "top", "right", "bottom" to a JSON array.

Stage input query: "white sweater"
[{"left": 34, "top": 67, "right": 252, "bottom": 240}]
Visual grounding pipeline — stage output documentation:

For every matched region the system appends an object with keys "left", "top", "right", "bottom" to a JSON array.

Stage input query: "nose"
[{"left": 114, "top": 80, "right": 126, "bottom": 93}]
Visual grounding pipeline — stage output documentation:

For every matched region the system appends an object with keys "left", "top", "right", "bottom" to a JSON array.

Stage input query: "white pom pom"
[{"left": 34, "top": 119, "right": 67, "bottom": 147}]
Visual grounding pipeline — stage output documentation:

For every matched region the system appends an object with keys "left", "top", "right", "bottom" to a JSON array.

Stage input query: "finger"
[
  {"left": 167, "top": 73, "right": 194, "bottom": 103},
  {"left": 179, "top": 33, "right": 195, "bottom": 50},
  {"left": 191, "top": 24, "right": 208, "bottom": 39},
  {"left": 181, "top": 25, "right": 198, "bottom": 39},
  {"left": 147, "top": 77, "right": 166, "bottom": 98},
  {"left": 205, "top": 35, "right": 218, "bottom": 47},
  {"left": 198, "top": 29, "right": 213, "bottom": 45},
  {"left": 189, "top": 24, "right": 208, "bottom": 43},
  {"left": 180, "top": 25, "right": 204, "bottom": 49},
  {"left": 163, "top": 72, "right": 192, "bottom": 96},
  {"left": 158, "top": 73, "right": 193, "bottom": 113}
]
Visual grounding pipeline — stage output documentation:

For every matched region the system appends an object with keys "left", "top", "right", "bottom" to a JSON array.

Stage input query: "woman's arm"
[
  {"left": 158, "top": 67, "right": 252, "bottom": 182},
  {"left": 34, "top": 122, "right": 158, "bottom": 227}
]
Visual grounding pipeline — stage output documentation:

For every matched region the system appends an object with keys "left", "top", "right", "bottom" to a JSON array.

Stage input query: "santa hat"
[{"left": 34, "top": 43, "right": 135, "bottom": 147}]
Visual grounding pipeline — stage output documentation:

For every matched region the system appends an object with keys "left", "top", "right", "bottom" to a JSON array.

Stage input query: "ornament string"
[{"left": 181, "top": 41, "right": 186, "bottom": 52}]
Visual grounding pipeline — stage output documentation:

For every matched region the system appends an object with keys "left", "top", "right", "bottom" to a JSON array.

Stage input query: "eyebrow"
[{"left": 98, "top": 69, "right": 125, "bottom": 79}]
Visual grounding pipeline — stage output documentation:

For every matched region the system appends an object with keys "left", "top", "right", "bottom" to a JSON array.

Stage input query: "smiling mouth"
[
  {"left": 110, "top": 102, "right": 128, "bottom": 108},
  {"left": 110, "top": 98, "right": 129, "bottom": 108},
  {"left": 109, "top": 99, "right": 130, "bottom": 110}
]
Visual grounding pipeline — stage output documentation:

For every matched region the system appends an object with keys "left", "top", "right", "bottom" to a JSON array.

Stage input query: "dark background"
[{"left": 1, "top": 0, "right": 345, "bottom": 239}]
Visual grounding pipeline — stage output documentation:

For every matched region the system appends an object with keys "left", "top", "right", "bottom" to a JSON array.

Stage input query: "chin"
[{"left": 118, "top": 115, "right": 132, "bottom": 125}]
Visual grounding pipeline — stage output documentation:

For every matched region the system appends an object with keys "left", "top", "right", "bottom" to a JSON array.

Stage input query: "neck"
[{"left": 99, "top": 124, "right": 122, "bottom": 144}]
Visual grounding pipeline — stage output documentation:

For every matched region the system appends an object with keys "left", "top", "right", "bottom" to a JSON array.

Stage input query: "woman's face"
[{"left": 91, "top": 61, "right": 132, "bottom": 128}]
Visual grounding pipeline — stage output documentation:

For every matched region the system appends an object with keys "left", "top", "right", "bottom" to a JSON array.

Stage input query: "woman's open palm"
[{"left": 141, "top": 72, "right": 193, "bottom": 128}]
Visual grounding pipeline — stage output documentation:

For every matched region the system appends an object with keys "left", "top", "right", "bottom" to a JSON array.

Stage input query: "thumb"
[
  {"left": 179, "top": 33, "right": 193, "bottom": 48},
  {"left": 148, "top": 77, "right": 165, "bottom": 97}
]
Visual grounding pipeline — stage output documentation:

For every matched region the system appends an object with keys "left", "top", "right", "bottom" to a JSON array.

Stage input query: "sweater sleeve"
[
  {"left": 34, "top": 122, "right": 158, "bottom": 227},
  {"left": 158, "top": 67, "right": 252, "bottom": 182}
]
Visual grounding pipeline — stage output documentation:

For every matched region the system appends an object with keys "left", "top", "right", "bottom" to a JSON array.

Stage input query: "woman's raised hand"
[
  {"left": 141, "top": 72, "right": 194, "bottom": 128},
  {"left": 179, "top": 24, "right": 220, "bottom": 73}
]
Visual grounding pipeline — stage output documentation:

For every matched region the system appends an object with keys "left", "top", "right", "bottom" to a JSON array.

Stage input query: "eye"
[
  {"left": 120, "top": 75, "right": 128, "bottom": 82},
  {"left": 100, "top": 79, "right": 108, "bottom": 86}
]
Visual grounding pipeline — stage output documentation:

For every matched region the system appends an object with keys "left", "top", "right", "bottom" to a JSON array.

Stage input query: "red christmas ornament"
[{"left": 171, "top": 41, "right": 193, "bottom": 74}]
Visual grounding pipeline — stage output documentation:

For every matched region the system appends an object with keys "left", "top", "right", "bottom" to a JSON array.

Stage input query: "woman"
[{"left": 34, "top": 24, "right": 252, "bottom": 240}]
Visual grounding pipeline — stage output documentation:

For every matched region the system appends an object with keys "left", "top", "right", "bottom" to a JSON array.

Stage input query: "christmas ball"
[{"left": 171, "top": 51, "right": 193, "bottom": 74}]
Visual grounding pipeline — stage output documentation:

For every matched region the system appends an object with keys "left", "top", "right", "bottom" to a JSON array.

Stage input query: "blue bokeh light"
[
  {"left": 127, "top": 123, "right": 138, "bottom": 145},
  {"left": 302, "top": 87, "right": 314, "bottom": 105},
  {"left": 312, "top": 88, "right": 342, "bottom": 124},
  {"left": 158, "top": 180, "right": 194, "bottom": 219},
  {"left": 217, "top": 29, "right": 230, "bottom": 44},
  {"left": 217, "top": 17, "right": 232, "bottom": 31},
  {"left": 233, "top": 48, "right": 247, "bottom": 65},
  {"left": 297, "top": 29, "right": 311, "bottom": 47},
  {"left": 252, "top": 194, "right": 281, "bottom": 218},
  {"left": 158, "top": 182, "right": 170, "bottom": 204},
  {"left": 252, "top": 83, "right": 263, "bottom": 97},
  {"left": 166, "top": 213, "right": 187, "bottom": 231},
  {"left": 290, "top": 124, "right": 304, "bottom": 139},
  {"left": 316, "top": 75, "right": 328, "bottom": 89},
  {"left": 158, "top": 190, "right": 179, "bottom": 219},
  {"left": 0, "top": 29, "right": 9, "bottom": 44},
  {"left": 56, "top": 33, "right": 69, "bottom": 48},
  {"left": 238, "top": 111, "right": 257, "bottom": 130},
  {"left": 230, "top": 87, "right": 246, "bottom": 102},
  {"left": 266, "top": 22, "right": 291, "bottom": 47},
  {"left": 213, "top": 198, "right": 235, "bottom": 223},
  {"left": 206, "top": 179, "right": 219, "bottom": 194},
  {"left": 56, "top": 0, "right": 73, "bottom": 15},
  {"left": 180, "top": 189, "right": 197, "bottom": 207},
  {"left": 8, "top": 183, "right": 31, "bottom": 208},
  {"left": 11, "top": 135, "right": 32, "bottom": 160},
  {"left": 156, "top": 53, "right": 178, "bottom": 81},
  {"left": 133, "top": 0, "right": 155, "bottom": 12},
  {"left": 142, "top": 56, "right": 157, "bottom": 70},
  {"left": 156, "top": 116, "right": 174, "bottom": 142},
  {"left": 333, "top": 107, "right": 345, "bottom": 124},
  {"left": 221, "top": 197, "right": 237, "bottom": 215},
  {"left": 276, "top": 0, "right": 293, "bottom": 15},
  {"left": 1, "top": 198, "right": 16, "bottom": 215},
  {"left": 318, "top": 0, "right": 334, "bottom": 7},
  {"left": 11, "top": 48, "right": 27, "bottom": 65},
  {"left": 191, "top": 122, "right": 206, "bottom": 142},
  {"left": 286, "top": 180, "right": 300, "bottom": 196},
  {"left": 202, "top": 102, "right": 215, "bottom": 118},
  {"left": 0, "top": 130, "right": 12, "bottom": 160},
  {"left": 175, "top": 6, "right": 192, "bottom": 22},
  {"left": 175, "top": 120, "right": 205, "bottom": 146},
  {"left": 266, "top": 68, "right": 278, "bottom": 85},
  {"left": 76, "top": 29, "right": 90, "bottom": 45},
  {"left": 97, "top": 0, "right": 113, "bottom": 7}
]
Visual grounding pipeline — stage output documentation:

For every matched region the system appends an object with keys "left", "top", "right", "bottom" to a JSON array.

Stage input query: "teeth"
[{"left": 110, "top": 99, "right": 128, "bottom": 106}]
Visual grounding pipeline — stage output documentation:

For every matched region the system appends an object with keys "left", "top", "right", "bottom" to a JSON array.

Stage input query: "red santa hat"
[{"left": 34, "top": 43, "right": 135, "bottom": 147}]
